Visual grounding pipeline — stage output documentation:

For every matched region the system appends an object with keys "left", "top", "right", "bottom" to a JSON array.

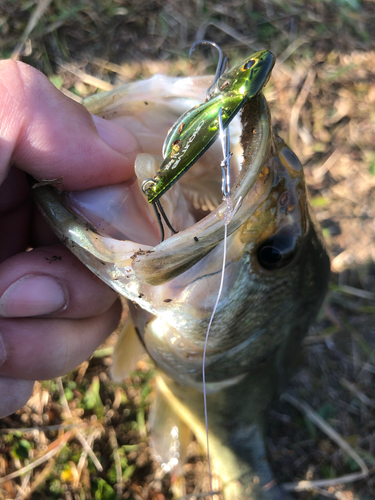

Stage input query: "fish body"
[{"left": 32, "top": 73, "right": 330, "bottom": 499}]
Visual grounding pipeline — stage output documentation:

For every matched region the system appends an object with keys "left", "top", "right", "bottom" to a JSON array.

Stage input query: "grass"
[{"left": 1, "top": 0, "right": 375, "bottom": 499}]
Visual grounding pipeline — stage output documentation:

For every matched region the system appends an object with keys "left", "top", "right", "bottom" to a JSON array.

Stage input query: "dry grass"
[{"left": 1, "top": 0, "right": 375, "bottom": 499}]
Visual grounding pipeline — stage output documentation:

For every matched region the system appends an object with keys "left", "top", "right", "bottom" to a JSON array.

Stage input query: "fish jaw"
[{"left": 32, "top": 92, "right": 272, "bottom": 305}]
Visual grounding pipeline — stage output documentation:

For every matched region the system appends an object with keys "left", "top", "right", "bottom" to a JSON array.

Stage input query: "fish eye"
[
  {"left": 257, "top": 229, "right": 299, "bottom": 270},
  {"left": 243, "top": 59, "right": 256, "bottom": 70}
]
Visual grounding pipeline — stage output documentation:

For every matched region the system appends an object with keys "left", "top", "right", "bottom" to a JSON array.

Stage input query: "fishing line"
[
  {"left": 202, "top": 208, "right": 229, "bottom": 496},
  {"left": 202, "top": 108, "right": 241, "bottom": 497}
]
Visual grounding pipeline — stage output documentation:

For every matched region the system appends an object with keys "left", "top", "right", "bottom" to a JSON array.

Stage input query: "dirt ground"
[{"left": 1, "top": 1, "right": 375, "bottom": 499}]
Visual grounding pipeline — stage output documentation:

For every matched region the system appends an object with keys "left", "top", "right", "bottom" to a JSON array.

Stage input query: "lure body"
[{"left": 144, "top": 49, "right": 275, "bottom": 204}]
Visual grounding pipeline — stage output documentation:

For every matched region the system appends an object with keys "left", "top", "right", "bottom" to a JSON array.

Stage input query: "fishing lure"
[{"left": 142, "top": 42, "right": 275, "bottom": 241}]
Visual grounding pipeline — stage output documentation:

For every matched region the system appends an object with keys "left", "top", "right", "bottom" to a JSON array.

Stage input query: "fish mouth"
[
  {"left": 33, "top": 91, "right": 274, "bottom": 284},
  {"left": 32, "top": 77, "right": 306, "bottom": 300}
]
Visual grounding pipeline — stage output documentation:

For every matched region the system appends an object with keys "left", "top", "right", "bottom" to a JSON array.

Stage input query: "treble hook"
[
  {"left": 189, "top": 40, "right": 228, "bottom": 100},
  {"left": 142, "top": 178, "right": 178, "bottom": 244}
]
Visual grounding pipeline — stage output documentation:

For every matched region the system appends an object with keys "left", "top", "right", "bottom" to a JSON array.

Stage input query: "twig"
[
  {"left": 91, "top": 58, "right": 131, "bottom": 78},
  {"left": 333, "top": 284, "right": 375, "bottom": 301},
  {"left": 276, "top": 35, "right": 309, "bottom": 65},
  {"left": 331, "top": 249, "right": 353, "bottom": 273},
  {"left": 75, "top": 429, "right": 102, "bottom": 488},
  {"left": 28, "top": 459, "right": 56, "bottom": 495},
  {"left": 281, "top": 394, "right": 369, "bottom": 492},
  {"left": 0, "top": 432, "right": 72, "bottom": 483},
  {"left": 313, "top": 148, "right": 342, "bottom": 180},
  {"left": 59, "top": 87, "right": 82, "bottom": 103},
  {"left": 174, "top": 491, "right": 221, "bottom": 500},
  {"left": 75, "top": 360, "right": 90, "bottom": 384},
  {"left": 11, "top": 0, "right": 53, "bottom": 60},
  {"left": 109, "top": 427, "right": 124, "bottom": 497},
  {"left": 56, "top": 60, "right": 114, "bottom": 91},
  {"left": 15, "top": 471, "right": 31, "bottom": 500},
  {"left": 283, "top": 471, "right": 369, "bottom": 492},
  {"left": 340, "top": 378, "right": 375, "bottom": 410},
  {"left": 303, "top": 325, "right": 340, "bottom": 345},
  {"left": 289, "top": 68, "right": 316, "bottom": 151},
  {"left": 0, "top": 423, "right": 86, "bottom": 434},
  {"left": 56, "top": 378, "right": 103, "bottom": 472},
  {"left": 305, "top": 485, "right": 337, "bottom": 498},
  {"left": 75, "top": 431, "right": 103, "bottom": 472}
]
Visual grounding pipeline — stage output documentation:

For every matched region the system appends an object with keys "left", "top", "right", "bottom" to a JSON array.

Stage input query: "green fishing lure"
[{"left": 143, "top": 49, "right": 275, "bottom": 205}]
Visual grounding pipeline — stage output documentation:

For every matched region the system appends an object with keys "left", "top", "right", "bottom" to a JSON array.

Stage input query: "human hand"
[{"left": 0, "top": 60, "right": 141, "bottom": 418}]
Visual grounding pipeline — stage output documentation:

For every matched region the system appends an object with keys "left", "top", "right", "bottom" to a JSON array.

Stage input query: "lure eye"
[
  {"left": 257, "top": 229, "right": 299, "bottom": 270},
  {"left": 243, "top": 59, "right": 256, "bottom": 70}
]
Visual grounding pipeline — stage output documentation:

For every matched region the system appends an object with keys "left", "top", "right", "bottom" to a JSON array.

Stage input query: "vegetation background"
[{"left": 0, "top": 0, "right": 375, "bottom": 499}]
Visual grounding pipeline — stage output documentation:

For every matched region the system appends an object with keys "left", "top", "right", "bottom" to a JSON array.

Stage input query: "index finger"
[{"left": 0, "top": 60, "right": 140, "bottom": 191}]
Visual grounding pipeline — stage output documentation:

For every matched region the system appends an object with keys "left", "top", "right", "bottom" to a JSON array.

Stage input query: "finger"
[
  {"left": 0, "top": 244, "right": 118, "bottom": 319},
  {"left": 0, "top": 377, "right": 34, "bottom": 418},
  {"left": 0, "top": 299, "right": 121, "bottom": 380},
  {"left": 0, "top": 60, "right": 140, "bottom": 191}
]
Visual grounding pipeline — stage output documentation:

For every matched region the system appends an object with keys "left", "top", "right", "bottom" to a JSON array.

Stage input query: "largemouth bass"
[{"left": 32, "top": 73, "right": 330, "bottom": 499}]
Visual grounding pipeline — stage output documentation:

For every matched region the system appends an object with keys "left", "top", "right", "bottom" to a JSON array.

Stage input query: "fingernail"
[{"left": 0, "top": 275, "right": 68, "bottom": 317}]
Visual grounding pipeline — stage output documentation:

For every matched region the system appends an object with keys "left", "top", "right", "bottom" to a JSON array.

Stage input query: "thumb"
[{"left": 0, "top": 60, "right": 140, "bottom": 191}]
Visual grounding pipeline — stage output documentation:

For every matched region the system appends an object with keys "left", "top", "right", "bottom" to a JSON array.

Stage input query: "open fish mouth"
[{"left": 33, "top": 75, "right": 275, "bottom": 287}]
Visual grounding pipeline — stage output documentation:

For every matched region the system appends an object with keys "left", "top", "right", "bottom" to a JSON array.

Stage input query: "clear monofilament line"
[
  {"left": 202, "top": 106, "right": 234, "bottom": 497},
  {"left": 202, "top": 202, "right": 230, "bottom": 497}
]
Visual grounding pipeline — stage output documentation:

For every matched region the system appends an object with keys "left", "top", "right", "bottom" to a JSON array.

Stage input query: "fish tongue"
[
  {"left": 63, "top": 177, "right": 160, "bottom": 246},
  {"left": 42, "top": 150, "right": 195, "bottom": 249}
]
